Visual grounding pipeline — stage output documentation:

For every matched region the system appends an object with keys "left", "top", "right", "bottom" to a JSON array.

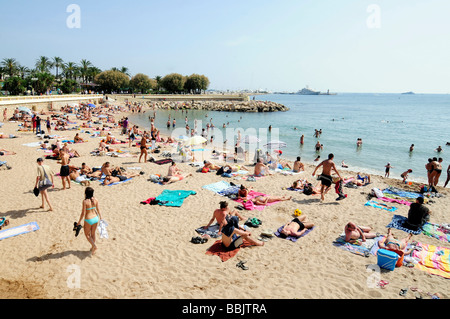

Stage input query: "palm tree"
[
  {"left": 35, "top": 56, "right": 53, "bottom": 73},
  {"left": 52, "top": 57, "right": 64, "bottom": 79},
  {"left": 154, "top": 75, "right": 162, "bottom": 92},
  {"left": 1, "top": 58, "right": 19, "bottom": 76},
  {"left": 87, "top": 66, "right": 102, "bottom": 83},
  {"left": 79, "top": 59, "right": 93, "bottom": 84},
  {"left": 17, "top": 65, "right": 30, "bottom": 79},
  {"left": 63, "top": 62, "right": 78, "bottom": 80},
  {"left": 120, "top": 66, "right": 130, "bottom": 77}
]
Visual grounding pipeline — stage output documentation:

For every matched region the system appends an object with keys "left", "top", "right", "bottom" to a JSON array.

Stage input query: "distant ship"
[
  {"left": 401, "top": 91, "right": 415, "bottom": 94},
  {"left": 297, "top": 86, "right": 320, "bottom": 95}
]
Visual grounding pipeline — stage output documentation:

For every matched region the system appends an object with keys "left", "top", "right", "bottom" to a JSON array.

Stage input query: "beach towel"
[
  {"left": 421, "top": 223, "right": 450, "bottom": 243},
  {"left": 195, "top": 224, "right": 221, "bottom": 238},
  {"left": 274, "top": 226, "right": 315, "bottom": 242},
  {"left": 379, "top": 197, "right": 412, "bottom": 206},
  {"left": 153, "top": 159, "right": 172, "bottom": 165},
  {"left": 286, "top": 187, "right": 303, "bottom": 192},
  {"left": 382, "top": 187, "right": 422, "bottom": 199},
  {"left": 205, "top": 239, "right": 253, "bottom": 262},
  {"left": 98, "top": 219, "right": 109, "bottom": 239},
  {"left": 233, "top": 190, "right": 279, "bottom": 211},
  {"left": 364, "top": 200, "right": 398, "bottom": 212},
  {"left": 217, "top": 186, "right": 240, "bottom": 197},
  {"left": 202, "top": 181, "right": 231, "bottom": 194},
  {"left": 155, "top": 190, "right": 196, "bottom": 207},
  {"left": 0, "top": 222, "right": 39, "bottom": 241},
  {"left": 333, "top": 234, "right": 383, "bottom": 257},
  {"left": 412, "top": 243, "right": 450, "bottom": 279},
  {"left": 385, "top": 214, "right": 422, "bottom": 235},
  {"left": 22, "top": 142, "right": 42, "bottom": 147}
]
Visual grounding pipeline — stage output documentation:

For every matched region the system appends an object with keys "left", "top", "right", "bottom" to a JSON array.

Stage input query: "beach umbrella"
[
  {"left": 185, "top": 135, "right": 207, "bottom": 146},
  {"left": 18, "top": 106, "right": 32, "bottom": 114},
  {"left": 264, "top": 140, "right": 287, "bottom": 149},
  {"left": 240, "top": 135, "right": 260, "bottom": 144}
]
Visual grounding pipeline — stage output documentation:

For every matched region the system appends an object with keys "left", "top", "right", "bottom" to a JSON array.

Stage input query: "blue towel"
[
  {"left": 155, "top": 190, "right": 196, "bottom": 207},
  {"left": 202, "top": 181, "right": 231, "bottom": 193},
  {"left": 382, "top": 187, "right": 422, "bottom": 199},
  {"left": 386, "top": 214, "right": 423, "bottom": 235},
  {"left": 365, "top": 200, "right": 398, "bottom": 212},
  {"left": 275, "top": 226, "right": 315, "bottom": 242}
]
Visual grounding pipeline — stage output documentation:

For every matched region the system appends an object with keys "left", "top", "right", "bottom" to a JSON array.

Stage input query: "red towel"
[{"left": 205, "top": 239, "right": 252, "bottom": 262}]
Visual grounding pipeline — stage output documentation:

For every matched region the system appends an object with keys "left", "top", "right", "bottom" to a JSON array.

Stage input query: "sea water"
[{"left": 127, "top": 93, "right": 450, "bottom": 184}]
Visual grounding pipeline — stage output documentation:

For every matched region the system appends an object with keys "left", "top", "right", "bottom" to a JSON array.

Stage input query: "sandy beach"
[{"left": 0, "top": 102, "right": 449, "bottom": 300}]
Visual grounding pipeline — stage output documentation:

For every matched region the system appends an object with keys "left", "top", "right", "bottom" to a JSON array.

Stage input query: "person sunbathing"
[
  {"left": 222, "top": 164, "right": 250, "bottom": 173},
  {"left": 103, "top": 171, "right": 139, "bottom": 185},
  {"left": 344, "top": 222, "right": 378, "bottom": 243},
  {"left": 161, "top": 173, "right": 192, "bottom": 185},
  {"left": 251, "top": 195, "right": 292, "bottom": 205},
  {"left": 62, "top": 143, "right": 80, "bottom": 157},
  {"left": 69, "top": 169, "right": 91, "bottom": 186},
  {"left": 254, "top": 158, "right": 272, "bottom": 176},
  {"left": 237, "top": 185, "right": 252, "bottom": 200},
  {"left": 378, "top": 228, "right": 414, "bottom": 254},
  {"left": 204, "top": 201, "right": 264, "bottom": 250},
  {"left": 279, "top": 215, "right": 314, "bottom": 238},
  {"left": 203, "top": 160, "right": 221, "bottom": 171},
  {"left": 290, "top": 179, "right": 308, "bottom": 190},
  {"left": 74, "top": 133, "right": 84, "bottom": 143},
  {"left": 0, "top": 148, "right": 16, "bottom": 155},
  {"left": 356, "top": 173, "right": 371, "bottom": 185}
]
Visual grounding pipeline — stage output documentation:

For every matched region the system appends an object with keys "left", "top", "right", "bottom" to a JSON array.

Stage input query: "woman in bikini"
[
  {"left": 251, "top": 195, "right": 292, "bottom": 206},
  {"left": 378, "top": 228, "right": 413, "bottom": 254},
  {"left": 76, "top": 187, "right": 102, "bottom": 255},
  {"left": 138, "top": 135, "right": 148, "bottom": 163}
]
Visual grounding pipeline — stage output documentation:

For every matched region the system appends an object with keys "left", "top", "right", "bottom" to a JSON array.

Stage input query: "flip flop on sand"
[
  {"left": 236, "top": 261, "right": 248, "bottom": 270},
  {"left": 399, "top": 288, "right": 408, "bottom": 297},
  {"left": 377, "top": 280, "right": 389, "bottom": 289}
]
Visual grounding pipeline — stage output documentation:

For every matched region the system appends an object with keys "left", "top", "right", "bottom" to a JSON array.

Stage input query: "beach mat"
[
  {"left": 274, "top": 226, "right": 314, "bottom": 242},
  {"left": 153, "top": 159, "right": 172, "bottom": 165},
  {"left": 386, "top": 214, "right": 422, "bottom": 235},
  {"left": 206, "top": 239, "right": 253, "bottom": 262},
  {"left": 364, "top": 200, "right": 398, "bottom": 212},
  {"left": 333, "top": 234, "right": 383, "bottom": 257},
  {"left": 412, "top": 243, "right": 450, "bottom": 279},
  {"left": 0, "top": 222, "right": 39, "bottom": 241},
  {"left": 421, "top": 223, "right": 450, "bottom": 243},
  {"left": 155, "top": 190, "right": 196, "bottom": 207},
  {"left": 195, "top": 224, "right": 221, "bottom": 238}
]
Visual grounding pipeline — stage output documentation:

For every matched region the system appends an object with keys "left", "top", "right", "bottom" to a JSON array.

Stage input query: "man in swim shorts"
[
  {"left": 203, "top": 201, "right": 264, "bottom": 250},
  {"left": 312, "top": 153, "right": 342, "bottom": 201},
  {"left": 57, "top": 149, "right": 71, "bottom": 190}
]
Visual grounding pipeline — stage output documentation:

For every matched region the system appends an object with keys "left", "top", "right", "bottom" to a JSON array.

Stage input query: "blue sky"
[{"left": 1, "top": 0, "right": 450, "bottom": 93}]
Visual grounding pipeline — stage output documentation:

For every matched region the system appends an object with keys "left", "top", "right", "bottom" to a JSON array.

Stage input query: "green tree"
[
  {"left": 62, "top": 62, "right": 79, "bottom": 80},
  {"left": 52, "top": 57, "right": 64, "bottom": 79},
  {"left": 160, "top": 73, "right": 185, "bottom": 93},
  {"left": 60, "top": 79, "right": 78, "bottom": 94},
  {"left": 35, "top": 56, "right": 54, "bottom": 73},
  {"left": 184, "top": 73, "right": 210, "bottom": 93},
  {"left": 3, "top": 76, "right": 26, "bottom": 95},
  {"left": 79, "top": 59, "right": 93, "bottom": 83},
  {"left": 94, "top": 70, "right": 130, "bottom": 93},
  {"left": 130, "top": 73, "right": 155, "bottom": 93},
  {"left": 28, "top": 72, "right": 55, "bottom": 94},
  {"left": 1, "top": 58, "right": 19, "bottom": 76}
]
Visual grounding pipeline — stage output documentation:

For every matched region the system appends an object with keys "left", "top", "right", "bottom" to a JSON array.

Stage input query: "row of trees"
[{"left": 0, "top": 56, "right": 210, "bottom": 95}]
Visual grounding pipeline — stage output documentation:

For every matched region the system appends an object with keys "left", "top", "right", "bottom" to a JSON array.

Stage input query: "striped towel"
[
  {"left": 365, "top": 200, "right": 398, "bottom": 212},
  {"left": 421, "top": 223, "right": 450, "bottom": 243},
  {"left": 412, "top": 243, "right": 450, "bottom": 279}
]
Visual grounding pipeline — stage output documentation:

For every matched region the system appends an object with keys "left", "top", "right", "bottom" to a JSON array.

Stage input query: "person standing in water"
[{"left": 76, "top": 187, "right": 103, "bottom": 255}]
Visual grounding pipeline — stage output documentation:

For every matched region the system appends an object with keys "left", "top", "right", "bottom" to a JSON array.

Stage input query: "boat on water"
[
  {"left": 297, "top": 86, "right": 320, "bottom": 95},
  {"left": 401, "top": 91, "right": 415, "bottom": 94}
]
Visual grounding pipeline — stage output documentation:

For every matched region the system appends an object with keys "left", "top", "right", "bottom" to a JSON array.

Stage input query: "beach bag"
[
  {"left": 150, "top": 174, "right": 161, "bottom": 183},
  {"left": 371, "top": 188, "right": 384, "bottom": 198},
  {"left": 201, "top": 167, "right": 209, "bottom": 173},
  {"left": 243, "top": 200, "right": 255, "bottom": 210},
  {"left": 303, "top": 183, "right": 313, "bottom": 195},
  {"left": 39, "top": 167, "right": 52, "bottom": 190}
]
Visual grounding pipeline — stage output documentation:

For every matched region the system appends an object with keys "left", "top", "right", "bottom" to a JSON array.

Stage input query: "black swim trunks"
[
  {"left": 222, "top": 215, "right": 239, "bottom": 237},
  {"left": 292, "top": 217, "right": 305, "bottom": 231},
  {"left": 117, "top": 175, "right": 127, "bottom": 181},
  {"left": 319, "top": 174, "right": 333, "bottom": 187},
  {"left": 60, "top": 165, "right": 70, "bottom": 177}
]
